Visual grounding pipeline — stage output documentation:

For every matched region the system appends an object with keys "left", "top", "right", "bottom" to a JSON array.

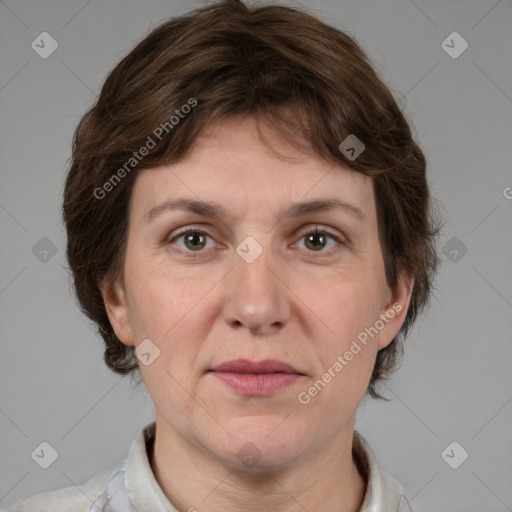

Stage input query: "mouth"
[
  {"left": 209, "top": 358, "right": 305, "bottom": 375},
  {"left": 208, "top": 359, "right": 305, "bottom": 396}
]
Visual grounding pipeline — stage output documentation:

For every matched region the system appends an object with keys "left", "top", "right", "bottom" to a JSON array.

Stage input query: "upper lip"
[{"left": 209, "top": 358, "right": 304, "bottom": 375}]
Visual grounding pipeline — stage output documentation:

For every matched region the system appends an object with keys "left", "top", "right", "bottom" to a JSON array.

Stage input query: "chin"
[
  {"left": 222, "top": 446, "right": 301, "bottom": 475},
  {"left": 208, "top": 426, "right": 304, "bottom": 473}
]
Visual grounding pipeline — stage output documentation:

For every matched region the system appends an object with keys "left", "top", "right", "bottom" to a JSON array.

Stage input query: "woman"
[{"left": 9, "top": 0, "right": 439, "bottom": 510}]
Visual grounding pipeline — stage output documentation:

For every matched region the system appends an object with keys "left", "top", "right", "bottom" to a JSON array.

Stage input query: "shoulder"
[
  {"left": 6, "top": 421, "right": 156, "bottom": 512},
  {"left": 5, "top": 466, "right": 121, "bottom": 512}
]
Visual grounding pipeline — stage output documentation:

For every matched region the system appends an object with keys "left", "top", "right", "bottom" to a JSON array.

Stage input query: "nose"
[{"left": 222, "top": 239, "right": 291, "bottom": 335}]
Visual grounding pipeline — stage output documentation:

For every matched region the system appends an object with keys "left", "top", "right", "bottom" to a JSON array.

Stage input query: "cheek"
[
  {"left": 128, "top": 267, "right": 205, "bottom": 413},
  {"left": 309, "top": 275, "right": 383, "bottom": 342},
  {"left": 300, "top": 274, "right": 382, "bottom": 397},
  {"left": 124, "top": 253, "right": 188, "bottom": 335},
  {"left": 125, "top": 259, "right": 214, "bottom": 377}
]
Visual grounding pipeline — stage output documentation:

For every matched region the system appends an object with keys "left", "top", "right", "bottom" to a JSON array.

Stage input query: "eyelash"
[{"left": 167, "top": 226, "right": 344, "bottom": 256}]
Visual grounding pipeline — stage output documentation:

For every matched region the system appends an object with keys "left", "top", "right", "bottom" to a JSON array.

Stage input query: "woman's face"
[{"left": 102, "top": 115, "right": 411, "bottom": 471}]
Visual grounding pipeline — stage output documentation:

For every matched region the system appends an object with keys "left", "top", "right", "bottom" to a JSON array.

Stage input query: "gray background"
[{"left": 1, "top": 0, "right": 511, "bottom": 510}]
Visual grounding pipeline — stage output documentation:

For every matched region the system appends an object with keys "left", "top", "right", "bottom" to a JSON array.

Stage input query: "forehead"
[{"left": 130, "top": 115, "right": 376, "bottom": 227}]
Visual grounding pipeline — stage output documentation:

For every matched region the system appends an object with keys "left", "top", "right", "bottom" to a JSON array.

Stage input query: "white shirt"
[{"left": 6, "top": 422, "right": 413, "bottom": 511}]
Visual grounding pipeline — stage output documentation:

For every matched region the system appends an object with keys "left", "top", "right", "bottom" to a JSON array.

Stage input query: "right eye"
[{"left": 169, "top": 228, "right": 217, "bottom": 254}]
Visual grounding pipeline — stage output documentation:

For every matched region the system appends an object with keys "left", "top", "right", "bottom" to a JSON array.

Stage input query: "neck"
[{"left": 149, "top": 418, "right": 367, "bottom": 512}]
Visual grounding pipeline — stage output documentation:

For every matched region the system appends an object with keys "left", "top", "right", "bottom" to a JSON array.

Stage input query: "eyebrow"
[{"left": 145, "top": 197, "right": 367, "bottom": 224}]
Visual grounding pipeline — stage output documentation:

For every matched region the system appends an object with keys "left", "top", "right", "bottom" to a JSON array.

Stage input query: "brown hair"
[{"left": 63, "top": 0, "right": 440, "bottom": 399}]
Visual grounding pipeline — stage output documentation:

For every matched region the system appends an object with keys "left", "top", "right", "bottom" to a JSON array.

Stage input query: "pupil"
[
  {"left": 186, "top": 232, "right": 205, "bottom": 250},
  {"left": 307, "top": 232, "right": 325, "bottom": 250}
]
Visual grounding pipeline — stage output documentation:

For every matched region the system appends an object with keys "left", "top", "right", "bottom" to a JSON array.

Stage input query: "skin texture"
[{"left": 101, "top": 115, "right": 413, "bottom": 512}]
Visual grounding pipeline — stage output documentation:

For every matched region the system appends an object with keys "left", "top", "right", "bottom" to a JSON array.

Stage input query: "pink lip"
[
  {"left": 210, "top": 358, "right": 303, "bottom": 374},
  {"left": 209, "top": 359, "right": 304, "bottom": 396}
]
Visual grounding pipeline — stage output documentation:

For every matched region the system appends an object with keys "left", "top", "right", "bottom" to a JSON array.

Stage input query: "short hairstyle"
[{"left": 63, "top": 0, "right": 440, "bottom": 400}]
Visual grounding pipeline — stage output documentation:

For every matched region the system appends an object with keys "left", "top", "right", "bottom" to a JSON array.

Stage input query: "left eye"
[
  {"left": 294, "top": 228, "right": 342, "bottom": 252},
  {"left": 170, "top": 227, "right": 342, "bottom": 254}
]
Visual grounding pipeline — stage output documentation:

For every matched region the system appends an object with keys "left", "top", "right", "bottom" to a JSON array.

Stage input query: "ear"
[
  {"left": 99, "top": 274, "right": 136, "bottom": 347},
  {"left": 377, "top": 269, "right": 415, "bottom": 351}
]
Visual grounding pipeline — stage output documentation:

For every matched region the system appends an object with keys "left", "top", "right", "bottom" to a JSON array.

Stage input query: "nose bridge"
[{"left": 223, "top": 234, "right": 289, "bottom": 332}]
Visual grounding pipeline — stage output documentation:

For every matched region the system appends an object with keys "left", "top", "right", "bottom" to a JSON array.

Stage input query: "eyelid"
[{"left": 295, "top": 224, "right": 345, "bottom": 242}]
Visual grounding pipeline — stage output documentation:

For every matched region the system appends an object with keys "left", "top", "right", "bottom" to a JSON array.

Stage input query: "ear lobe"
[
  {"left": 377, "top": 271, "right": 415, "bottom": 350},
  {"left": 99, "top": 275, "right": 135, "bottom": 347}
]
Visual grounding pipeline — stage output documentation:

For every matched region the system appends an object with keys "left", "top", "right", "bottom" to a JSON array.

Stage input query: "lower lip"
[{"left": 211, "top": 372, "right": 302, "bottom": 395}]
